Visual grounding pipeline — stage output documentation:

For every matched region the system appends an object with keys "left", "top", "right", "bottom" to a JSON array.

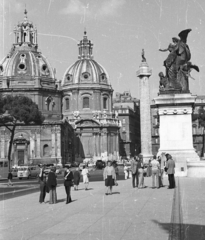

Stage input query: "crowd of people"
[
  {"left": 126, "top": 153, "right": 175, "bottom": 189},
  {"left": 13, "top": 152, "right": 175, "bottom": 204},
  {"left": 38, "top": 165, "right": 85, "bottom": 204}
]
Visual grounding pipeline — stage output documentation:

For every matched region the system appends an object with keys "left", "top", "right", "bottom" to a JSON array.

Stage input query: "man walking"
[
  {"left": 7, "top": 170, "right": 13, "bottom": 186},
  {"left": 39, "top": 165, "right": 47, "bottom": 203},
  {"left": 130, "top": 156, "right": 139, "bottom": 188},
  {"left": 166, "top": 154, "right": 175, "bottom": 189},
  {"left": 150, "top": 155, "right": 160, "bottom": 189}
]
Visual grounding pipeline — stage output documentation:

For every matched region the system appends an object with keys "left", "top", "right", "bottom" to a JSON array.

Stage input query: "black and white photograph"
[{"left": 0, "top": 0, "right": 205, "bottom": 239}]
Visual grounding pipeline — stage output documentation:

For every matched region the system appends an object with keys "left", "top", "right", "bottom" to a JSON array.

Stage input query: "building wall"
[{"left": 113, "top": 91, "right": 140, "bottom": 159}]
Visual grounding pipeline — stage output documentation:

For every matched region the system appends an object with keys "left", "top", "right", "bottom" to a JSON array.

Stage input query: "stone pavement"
[{"left": 0, "top": 176, "right": 205, "bottom": 240}]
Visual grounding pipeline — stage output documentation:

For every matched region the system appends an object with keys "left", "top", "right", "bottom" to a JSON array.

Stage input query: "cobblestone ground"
[{"left": 0, "top": 176, "right": 204, "bottom": 240}]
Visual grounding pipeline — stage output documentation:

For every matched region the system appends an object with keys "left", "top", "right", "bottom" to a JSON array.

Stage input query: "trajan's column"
[{"left": 137, "top": 49, "right": 153, "bottom": 163}]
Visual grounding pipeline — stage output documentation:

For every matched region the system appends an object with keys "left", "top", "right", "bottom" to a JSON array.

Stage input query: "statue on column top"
[
  {"left": 159, "top": 29, "right": 199, "bottom": 93},
  {"left": 141, "top": 49, "right": 146, "bottom": 62}
]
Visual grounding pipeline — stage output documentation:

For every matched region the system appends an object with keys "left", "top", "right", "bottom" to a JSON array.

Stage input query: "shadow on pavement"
[
  {"left": 152, "top": 220, "right": 205, "bottom": 240},
  {"left": 111, "top": 192, "right": 120, "bottom": 194}
]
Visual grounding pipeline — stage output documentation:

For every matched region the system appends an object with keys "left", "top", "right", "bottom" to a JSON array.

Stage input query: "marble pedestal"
[{"left": 154, "top": 93, "right": 200, "bottom": 177}]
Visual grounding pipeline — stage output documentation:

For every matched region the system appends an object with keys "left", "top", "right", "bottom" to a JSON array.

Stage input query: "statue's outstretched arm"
[{"left": 159, "top": 48, "right": 168, "bottom": 52}]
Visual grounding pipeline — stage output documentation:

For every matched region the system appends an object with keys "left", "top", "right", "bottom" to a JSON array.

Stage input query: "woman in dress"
[
  {"left": 64, "top": 166, "right": 74, "bottom": 204},
  {"left": 103, "top": 161, "right": 116, "bottom": 195},
  {"left": 47, "top": 167, "right": 57, "bottom": 204},
  {"left": 73, "top": 167, "right": 81, "bottom": 190},
  {"left": 81, "top": 166, "right": 89, "bottom": 190}
]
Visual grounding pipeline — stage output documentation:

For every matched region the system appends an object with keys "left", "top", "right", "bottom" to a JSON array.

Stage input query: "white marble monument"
[{"left": 154, "top": 93, "right": 202, "bottom": 177}]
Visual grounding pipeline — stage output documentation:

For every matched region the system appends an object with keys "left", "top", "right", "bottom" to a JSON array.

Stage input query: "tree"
[
  {"left": 0, "top": 95, "right": 45, "bottom": 170},
  {"left": 192, "top": 106, "right": 205, "bottom": 157}
]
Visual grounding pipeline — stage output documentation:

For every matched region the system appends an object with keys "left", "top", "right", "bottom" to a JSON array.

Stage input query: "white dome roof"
[{"left": 62, "top": 32, "right": 110, "bottom": 86}]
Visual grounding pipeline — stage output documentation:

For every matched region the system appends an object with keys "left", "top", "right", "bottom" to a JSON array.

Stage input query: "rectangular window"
[
  {"left": 65, "top": 98, "right": 69, "bottom": 110},
  {"left": 83, "top": 97, "right": 89, "bottom": 108},
  {"left": 103, "top": 97, "right": 107, "bottom": 109}
]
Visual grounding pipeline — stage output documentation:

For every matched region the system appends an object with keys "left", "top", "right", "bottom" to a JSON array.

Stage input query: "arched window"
[
  {"left": 43, "top": 144, "right": 49, "bottom": 156},
  {"left": 103, "top": 97, "right": 108, "bottom": 109},
  {"left": 83, "top": 97, "right": 89, "bottom": 109},
  {"left": 65, "top": 98, "right": 69, "bottom": 110}
]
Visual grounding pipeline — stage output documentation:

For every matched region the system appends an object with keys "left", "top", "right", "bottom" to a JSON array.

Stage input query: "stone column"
[
  {"left": 51, "top": 127, "right": 56, "bottom": 157},
  {"left": 93, "top": 133, "right": 96, "bottom": 157},
  {"left": 36, "top": 128, "right": 41, "bottom": 158},
  {"left": 13, "top": 143, "right": 18, "bottom": 166},
  {"left": 116, "top": 132, "right": 119, "bottom": 158},
  {"left": 24, "top": 143, "right": 28, "bottom": 165},
  {"left": 0, "top": 130, "right": 5, "bottom": 159},
  {"left": 102, "top": 130, "right": 108, "bottom": 161},
  {"left": 56, "top": 125, "right": 62, "bottom": 164},
  {"left": 137, "top": 56, "right": 152, "bottom": 163},
  {"left": 30, "top": 130, "right": 35, "bottom": 160}
]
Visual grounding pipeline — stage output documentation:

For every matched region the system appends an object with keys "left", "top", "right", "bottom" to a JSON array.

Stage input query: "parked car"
[
  {"left": 11, "top": 168, "right": 18, "bottom": 177},
  {"left": 96, "top": 160, "right": 105, "bottom": 169},
  {"left": 18, "top": 165, "right": 40, "bottom": 179},
  {"left": 55, "top": 166, "right": 62, "bottom": 174}
]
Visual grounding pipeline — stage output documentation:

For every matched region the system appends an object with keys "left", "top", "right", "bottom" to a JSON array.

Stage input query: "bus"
[{"left": 0, "top": 160, "right": 9, "bottom": 179}]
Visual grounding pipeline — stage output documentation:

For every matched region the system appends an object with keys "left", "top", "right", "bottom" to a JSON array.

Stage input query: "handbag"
[{"left": 115, "top": 181, "right": 118, "bottom": 186}]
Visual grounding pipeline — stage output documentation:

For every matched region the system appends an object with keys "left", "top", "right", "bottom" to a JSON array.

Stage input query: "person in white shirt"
[
  {"left": 150, "top": 155, "right": 160, "bottom": 188},
  {"left": 124, "top": 164, "right": 129, "bottom": 179},
  {"left": 159, "top": 153, "right": 166, "bottom": 187},
  {"left": 81, "top": 166, "right": 89, "bottom": 190}
]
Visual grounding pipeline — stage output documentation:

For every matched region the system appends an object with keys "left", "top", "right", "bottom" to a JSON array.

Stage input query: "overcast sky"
[{"left": 0, "top": 0, "right": 205, "bottom": 100}]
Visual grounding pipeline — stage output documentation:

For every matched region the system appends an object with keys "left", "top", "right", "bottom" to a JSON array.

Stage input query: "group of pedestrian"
[
  {"left": 39, "top": 164, "right": 90, "bottom": 205},
  {"left": 39, "top": 165, "right": 57, "bottom": 204},
  {"left": 128, "top": 153, "right": 175, "bottom": 189}
]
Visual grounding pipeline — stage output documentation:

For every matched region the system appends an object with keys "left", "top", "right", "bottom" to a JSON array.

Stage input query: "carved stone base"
[{"left": 154, "top": 93, "right": 200, "bottom": 177}]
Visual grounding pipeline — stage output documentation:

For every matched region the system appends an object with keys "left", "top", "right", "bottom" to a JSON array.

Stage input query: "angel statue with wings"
[{"left": 159, "top": 29, "right": 199, "bottom": 92}]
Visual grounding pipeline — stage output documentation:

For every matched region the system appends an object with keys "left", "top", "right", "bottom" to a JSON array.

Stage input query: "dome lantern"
[
  {"left": 13, "top": 8, "right": 37, "bottom": 49},
  {"left": 78, "top": 31, "right": 93, "bottom": 59}
]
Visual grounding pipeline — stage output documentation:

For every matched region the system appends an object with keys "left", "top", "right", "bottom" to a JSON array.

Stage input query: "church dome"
[
  {"left": 62, "top": 32, "right": 109, "bottom": 86},
  {"left": 0, "top": 10, "right": 55, "bottom": 80}
]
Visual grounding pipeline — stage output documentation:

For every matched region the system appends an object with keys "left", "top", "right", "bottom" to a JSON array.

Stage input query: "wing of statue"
[{"left": 178, "top": 29, "right": 192, "bottom": 43}]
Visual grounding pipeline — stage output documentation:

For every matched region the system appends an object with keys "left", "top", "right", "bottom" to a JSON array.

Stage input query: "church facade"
[
  {"left": 0, "top": 11, "right": 120, "bottom": 166},
  {"left": 0, "top": 11, "right": 73, "bottom": 166}
]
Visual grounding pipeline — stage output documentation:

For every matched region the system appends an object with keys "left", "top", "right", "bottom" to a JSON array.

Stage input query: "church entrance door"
[{"left": 18, "top": 150, "right": 24, "bottom": 165}]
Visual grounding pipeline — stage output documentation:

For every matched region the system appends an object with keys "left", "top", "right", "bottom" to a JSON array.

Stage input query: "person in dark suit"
[
  {"left": 47, "top": 167, "right": 57, "bottom": 204},
  {"left": 166, "top": 154, "right": 175, "bottom": 189},
  {"left": 64, "top": 166, "right": 74, "bottom": 204},
  {"left": 130, "top": 157, "right": 139, "bottom": 188},
  {"left": 39, "top": 165, "right": 46, "bottom": 203}
]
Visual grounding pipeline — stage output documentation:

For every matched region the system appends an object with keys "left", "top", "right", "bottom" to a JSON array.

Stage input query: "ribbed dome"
[
  {"left": 0, "top": 50, "right": 54, "bottom": 79},
  {"left": 62, "top": 59, "right": 109, "bottom": 85},
  {"left": 62, "top": 32, "right": 109, "bottom": 86}
]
